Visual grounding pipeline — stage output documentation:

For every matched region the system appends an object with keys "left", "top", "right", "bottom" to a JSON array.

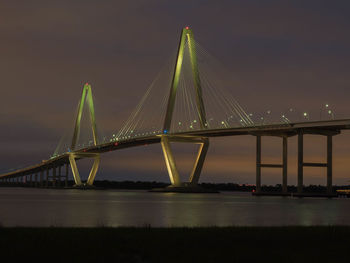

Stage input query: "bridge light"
[
  {"left": 185, "top": 26, "right": 189, "bottom": 30},
  {"left": 114, "top": 142, "right": 118, "bottom": 146},
  {"left": 85, "top": 82, "right": 89, "bottom": 85},
  {"left": 326, "top": 104, "right": 329, "bottom": 108},
  {"left": 328, "top": 110, "right": 332, "bottom": 114},
  {"left": 163, "top": 129, "right": 168, "bottom": 134}
]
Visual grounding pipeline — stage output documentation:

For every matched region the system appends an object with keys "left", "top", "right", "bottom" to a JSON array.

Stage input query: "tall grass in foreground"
[{"left": 0, "top": 226, "right": 349, "bottom": 262}]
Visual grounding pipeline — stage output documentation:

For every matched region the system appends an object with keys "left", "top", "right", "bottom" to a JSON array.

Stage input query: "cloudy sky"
[{"left": 1, "top": 0, "right": 350, "bottom": 185}]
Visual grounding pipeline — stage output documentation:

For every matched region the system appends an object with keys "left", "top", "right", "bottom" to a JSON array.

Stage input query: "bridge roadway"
[{"left": 1, "top": 119, "right": 350, "bottom": 180}]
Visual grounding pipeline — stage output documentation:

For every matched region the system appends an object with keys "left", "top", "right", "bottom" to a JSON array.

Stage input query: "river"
[{"left": 0, "top": 187, "right": 349, "bottom": 227}]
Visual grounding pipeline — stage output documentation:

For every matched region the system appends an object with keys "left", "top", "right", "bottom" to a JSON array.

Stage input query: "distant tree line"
[{"left": 1, "top": 179, "right": 350, "bottom": 193}]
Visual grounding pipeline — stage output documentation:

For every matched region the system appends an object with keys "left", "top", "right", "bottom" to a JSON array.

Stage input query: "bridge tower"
[
  {"left": 163, "top": 26, "right": 207, "bottom": 132},
  {"left": 68, "top": 83, "right": 100, "bottom": 187},
  {"left": 158, "top": 27, "right": 210, "bottom": 191}
]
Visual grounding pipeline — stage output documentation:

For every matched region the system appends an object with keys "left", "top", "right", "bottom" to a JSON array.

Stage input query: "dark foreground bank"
[{"left": 0, "top": 226, "right": 349, "bottom": 262}]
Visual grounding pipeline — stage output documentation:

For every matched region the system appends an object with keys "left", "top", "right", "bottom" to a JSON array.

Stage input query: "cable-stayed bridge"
[{"left": 1, "top": 27, "right": 349, "bottom": 196}]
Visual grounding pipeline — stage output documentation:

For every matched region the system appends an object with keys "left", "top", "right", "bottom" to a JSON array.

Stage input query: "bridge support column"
[
  {"left": 40, "top": 170, "right": 43, "bottom": 187},
  {"left": 297, "top": 132, "right": 303, "bottom": 194},
  {"left": 86, "top": 157, "right": 100, "bottom": 186},
  {"left": 296, "top": 131, "right": 337, "bottom": 196},
  {"left": 159, "top": 135, "right": 209, "bottom": 188},
  {"left": 256, "top": 135, "right": 261, "bottom": 193},
  {"left": 327, "top": 135, "right": 333, "bottom": 195},
  {"left": 282, "top": 136, "right": 288, "bottom": 193},
  {"left": 69, "top": 153, "right": 100, "bottom": 187},
  {"left": 69, "top": 154, "right": 82, "bottom": 186},
  {"left": 65, "top": 163, "right": 69, "bottom": 187},
  {"left": 52, "top": 166, "right": 56, "bottom": 187},
  {"left": 254, "top": 134, "right": 288, "bottom": 195},
  {"left": 58, "top": 166, "right": 61, "bottom": 188},
  {"left": 34, "top": 173, "right": 38, "bottom": 187},
  {"left": 45, "top": 168, "right": 49, "bottom": 187}
]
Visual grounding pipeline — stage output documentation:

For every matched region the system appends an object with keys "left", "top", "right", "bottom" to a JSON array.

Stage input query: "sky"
[{"left": 1, "top": 0, "right": 350, "bottom": 185}]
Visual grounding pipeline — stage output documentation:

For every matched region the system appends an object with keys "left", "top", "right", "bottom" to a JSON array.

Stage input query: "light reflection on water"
[{"left": 0, "top": 187, "right": 349, "bottom": 227}]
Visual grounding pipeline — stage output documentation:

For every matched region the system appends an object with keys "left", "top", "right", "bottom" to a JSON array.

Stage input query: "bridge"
[{"left": 0, "top": 27, "right": 348, "bottom": 196}]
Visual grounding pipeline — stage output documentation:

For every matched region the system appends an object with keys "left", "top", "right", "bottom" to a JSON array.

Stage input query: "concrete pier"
[
  {"left": 45, "top": 168, "right": 49, "bottom": 187},
  {"left": 40, "top": 170, "right": 44, "bottom": 187},
  {"left": 254, "top": 129, "right": 337, "bottom": 197},
  {"left": 65, "top": 163, "right": 69, "bottom": 187},
  {"left": 297, "top": 132, "right": 303, "bottom": 193},
  {"left": 256, "top": 135, "right": 261, "bottom": 193},
  {"left": 282, "top": 136, "right": 288, "bottom": 193},
  {"left": 52, "top": 166, "right": 56, "bottom": 187},
  {"left": 255, "top": 134, "right": 288, "bottom": 194},
  {"left": 327, "top": 135, "right": 333, "bottom": 195},
  {"left": 297, "top": 132, "right": 335, "bottom": 196},
  {"left": 57, "top": 165, "right": 61, "bottom": 187}
]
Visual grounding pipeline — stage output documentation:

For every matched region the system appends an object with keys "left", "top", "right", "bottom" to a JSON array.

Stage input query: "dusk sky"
[{"left": 2, "top": 0, "right": 350, "bottom": 185}]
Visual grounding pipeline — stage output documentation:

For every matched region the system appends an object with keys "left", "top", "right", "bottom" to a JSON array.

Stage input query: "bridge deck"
[{"left": 1, "top": 119, "right": 350, "bottom": 179}]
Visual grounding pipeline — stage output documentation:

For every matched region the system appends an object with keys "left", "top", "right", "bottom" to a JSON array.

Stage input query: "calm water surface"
[{"left": 1, "top": 187, "right": 350, "bottom": 227}]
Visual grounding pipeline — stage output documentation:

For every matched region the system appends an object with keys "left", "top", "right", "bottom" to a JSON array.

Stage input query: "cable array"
[
  {"left": 54, "top": 37, "right": 256, "bottom": 155},
  {"left": 53, "top": 94, "right": 106, "bottom": 156},
  {"left": 115, "top": 38, "right": 254, "bottom": 140}
]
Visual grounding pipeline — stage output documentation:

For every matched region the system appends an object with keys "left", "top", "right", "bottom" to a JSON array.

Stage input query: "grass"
[{"left": 0, "top": 226, "right": 349, "bottom": 262}]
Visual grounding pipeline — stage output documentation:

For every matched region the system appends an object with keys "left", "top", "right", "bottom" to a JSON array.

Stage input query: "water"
[{"left": 0, "top": 187, "right": 350, "bottom": 227}]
